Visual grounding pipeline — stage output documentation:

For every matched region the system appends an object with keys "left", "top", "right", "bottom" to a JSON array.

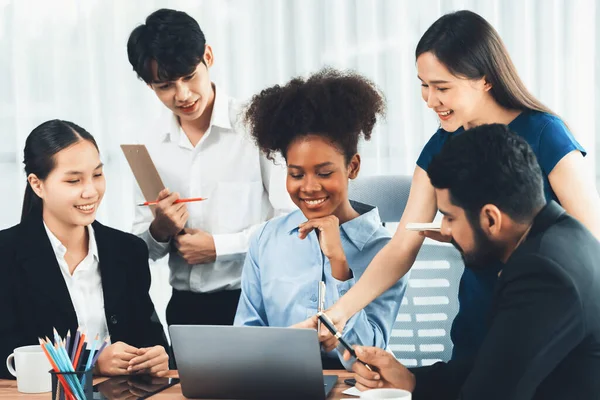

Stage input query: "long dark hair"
[
  {"left": 416, "top": 10, "right": 555, "bottom": 115},
  {"left": 21, "top": 120, "right": 98, "bottom": 222}
]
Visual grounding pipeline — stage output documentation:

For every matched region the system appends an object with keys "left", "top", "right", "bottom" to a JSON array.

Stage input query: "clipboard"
[{"left": 120, "top": 144, "right": 166, "bottom": 204}]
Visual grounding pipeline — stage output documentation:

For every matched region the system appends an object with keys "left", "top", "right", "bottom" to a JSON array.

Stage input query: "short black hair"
[
  {"left": 243, "top": 68, "right": 386, "bottom": 163},
  {"left": 428, "top": 124, "right": 546, "bottom": 223},
  {"left": 127, "top": 8, "right": 206, "bottom": 84}
]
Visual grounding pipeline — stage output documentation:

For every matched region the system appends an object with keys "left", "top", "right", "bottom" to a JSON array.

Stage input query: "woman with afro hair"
[{"left": 233, "top": 68, "right": 407, "bottom": 370}]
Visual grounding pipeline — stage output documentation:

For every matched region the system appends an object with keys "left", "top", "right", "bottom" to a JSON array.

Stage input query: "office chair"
[{"left": 349, "top": 175, "right": 464, "bottom": 366}]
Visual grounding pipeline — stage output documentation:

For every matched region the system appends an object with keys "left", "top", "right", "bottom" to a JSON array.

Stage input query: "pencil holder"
[{"left": 50, "top": 369, "right": 93, "bottom": 400}]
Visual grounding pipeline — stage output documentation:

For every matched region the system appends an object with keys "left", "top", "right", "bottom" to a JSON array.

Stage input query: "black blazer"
[
  {"left": 412, "top": 202, "right": 600, "bottom": 400},
  {"left": 0, "top": 214, "right": 168, "bottom": 379}
]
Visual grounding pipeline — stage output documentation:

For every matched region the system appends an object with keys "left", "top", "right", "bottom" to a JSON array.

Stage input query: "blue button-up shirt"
[{"left": 234, "top": 202, "right": 407, "bottom": 368}]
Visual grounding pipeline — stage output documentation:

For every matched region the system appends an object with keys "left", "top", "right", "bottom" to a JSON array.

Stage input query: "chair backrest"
[
  {"left": 390, "top": 243, "right": 463, "bottom": 367},
  {"left": 348, "top": 175, "right": 412, "bottom": 224},
  {"left": 349, "top": 175, "right": 464, "bottom": 366}
]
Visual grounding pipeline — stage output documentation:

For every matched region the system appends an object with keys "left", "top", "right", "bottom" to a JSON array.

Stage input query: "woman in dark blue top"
[{"left": 325, "top": 10, "right": 600, "bottom": 362}]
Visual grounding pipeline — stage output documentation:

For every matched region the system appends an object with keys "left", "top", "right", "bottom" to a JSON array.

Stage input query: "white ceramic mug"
[
  {"left": 361, "top": 388, "right": 412, "bottom": 400},
  {"left": 5, "top": 345, "right": 52, "bottom": 393}
]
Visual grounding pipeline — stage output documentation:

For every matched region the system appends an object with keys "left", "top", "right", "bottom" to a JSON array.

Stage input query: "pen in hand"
[
  {"left": 316, "top": 311, "right": 373, "bottom": 371},
  {"left": 317, "top": 281, "right": 326, "bottom": 332}
]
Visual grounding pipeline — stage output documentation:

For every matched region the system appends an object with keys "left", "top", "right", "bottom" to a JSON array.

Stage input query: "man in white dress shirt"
[{"left": 126, "top": 9, "right": 293, "bottom": 326}]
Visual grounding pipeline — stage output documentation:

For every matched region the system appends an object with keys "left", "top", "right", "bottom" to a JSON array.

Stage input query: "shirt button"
[
  {"left": 110, "top": 315, "right": 118, "bottom": 325},
  {"left": 310, "top": 294, "right": 317, "bottom": 302}
]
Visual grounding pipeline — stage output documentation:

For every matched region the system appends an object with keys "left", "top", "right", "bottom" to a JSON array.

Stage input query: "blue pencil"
[
  {"left": 44, "top": 338, "right": 85, "bottom": 400},
  {"left": 84, "top": 334, "right": 99, "bottom": 371},
  {"left": 52, "top": 328, "right": 63, "bottom": 350},
  {"left": 82, "top": 334, "right": 99, "bottom": 387},
  {"left": 51, "top": 339, "right": 85, "bottom": 399},
  {"left": 90, "top": 337, "right": 110, "bottom": 367}
]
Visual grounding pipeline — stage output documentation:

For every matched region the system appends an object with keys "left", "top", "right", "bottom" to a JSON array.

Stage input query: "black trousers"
[
  {"left": 321, "top": 355, "right": 345, "bottom": 370},
  {"left": 166, "top": 288, "right": 241, "bottom": 369},
  {"left": 166, "top": 288, "right": 242, "bottom": 326}
]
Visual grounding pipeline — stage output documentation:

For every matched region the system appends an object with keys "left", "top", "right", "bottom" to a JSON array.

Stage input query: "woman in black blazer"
[{"left": 0, "top": 120, "right": 169, "bottom": 379}]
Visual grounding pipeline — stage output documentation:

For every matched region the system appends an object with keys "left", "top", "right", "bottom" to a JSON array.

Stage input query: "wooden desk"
[{"left": 0, "top": 370, "right": 355, "bottom": 399}]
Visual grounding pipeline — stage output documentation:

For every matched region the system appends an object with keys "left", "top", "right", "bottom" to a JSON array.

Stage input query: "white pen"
[{"left": 317, "top": 281, "right": 326, "bottom": 332}]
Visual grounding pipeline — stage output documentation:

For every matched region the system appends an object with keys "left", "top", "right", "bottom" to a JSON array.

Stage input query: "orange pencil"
[
  {"left": 73, "top": 332, "right": 86, "bottom": 370},
  {"left": 137, "top": 197, "right": 207, "bottom": 206},
  {"left": 38, "top": 338, "right": 76, "bottom": 400}
]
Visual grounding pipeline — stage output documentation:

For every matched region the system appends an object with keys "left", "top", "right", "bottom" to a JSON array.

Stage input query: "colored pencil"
[
  {"left": 44, "top": 338, "right": 85, "bottom": 399},
  {"left": 73, "top": 332, "right": 86, "bottom": 370},
  {"left": 65, "top": 330, "right": 71, "bottom": 357},
  {"left": 137, "top": 197, "right": 207, "bottom": 206},
  {"left": 38, "top": 329, "right": 113, "bottom": 400},
  {"left": 82, "top": 334, "right": 99, "bottom": 387},
  {"left": 70, "top": 328, "right": 81, "bottom": 363},
  {"left": 50, "top": 340, "right": 85, "bottom": 397},
  {"left": 38, "top": 338, "right": 76, "bottom": 400},
  {"left": 84, "top": 334, "right": 99, "bottom": 371},
  {"left": 90, "top": 336, "right": 110, "bottom": 367},
  {"left": 52, "top": 328, "right": 62, "bottom": 348}
]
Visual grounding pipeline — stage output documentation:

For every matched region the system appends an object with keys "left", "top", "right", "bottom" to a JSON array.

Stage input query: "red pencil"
[
  {"left": 137, "top": 197, "right": 207, "bottom": 206},
  {"left": 38, "top": 338, "right": 76, "bottom": 400},
  {"left": 73, "top": 332, "right": 86, "bottom": 370}
]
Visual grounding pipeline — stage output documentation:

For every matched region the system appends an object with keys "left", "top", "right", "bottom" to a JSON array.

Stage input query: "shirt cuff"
[
  {"left": 140, "top": 228, "right": 170, "bottom": 260},
  {"left": 332, "top": 270, "right": 356, "bottom": 297},
  {"left": 213, "top": 233, "right": 247, "bottom": 262}
]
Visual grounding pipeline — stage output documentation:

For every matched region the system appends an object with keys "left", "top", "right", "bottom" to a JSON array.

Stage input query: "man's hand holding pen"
[
  {"left": 149, "top": 188, "right": 189, "bottom": 242},
  {"left": 343, "top": 345, "right": 416, "bottom": 393},
  {"left": 147, "top": 188, "right": 216, "bottom": 264}
]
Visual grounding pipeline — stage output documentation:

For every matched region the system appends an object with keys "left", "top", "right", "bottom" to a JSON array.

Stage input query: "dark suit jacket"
[
  {"left": 412, "top": 201, "right": 600, "bottom": 400},
  {"left": 0, "top": 214, "right": 168, "bottom": 379}
]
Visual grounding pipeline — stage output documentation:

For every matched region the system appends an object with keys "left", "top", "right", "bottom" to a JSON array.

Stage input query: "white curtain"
[
  {"left": 0, "top": 0, "right": 597, "bottom": 230},
  {"left": 0, "top": 1, "right": 597, "bottom": 327}
]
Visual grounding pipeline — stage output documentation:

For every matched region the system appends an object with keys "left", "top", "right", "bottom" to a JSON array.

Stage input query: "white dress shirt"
[
  {"left": 132, "top": 85, "right": 295, "bottom": 293},
  {"left": 43, "top": 223, "right": 110, "bottom": 342}
]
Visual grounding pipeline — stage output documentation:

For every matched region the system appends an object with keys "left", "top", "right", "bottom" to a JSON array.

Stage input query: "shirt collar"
[
  {"left": 285, "top": 201, "right": 382, "bottom": 251},
  {"left": 527, "top": 200, "right": 565, "bottom": 239},
  {"left": 160, "top": 83, "right": 232, "bottom": 143},
  {"left": 87, "top": 224, "right": 99, "bottom": 261},
  {"left": 43, "top": 222, "right": 99, "bottom": 262},
  {"left": 210, "top": 85, "right": 232, "bottom": 130}
]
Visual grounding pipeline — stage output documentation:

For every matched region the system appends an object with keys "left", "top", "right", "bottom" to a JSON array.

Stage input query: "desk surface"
[{"left": 0, "top": 370, "right": 355, "bottom": 399}]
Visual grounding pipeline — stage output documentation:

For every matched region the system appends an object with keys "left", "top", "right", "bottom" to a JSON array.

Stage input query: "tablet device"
[
  {"left": 120, "top": 144, "right": 165, "bottom": 205},
  {"left": 405, "top": 222, "right": 442, "bottom": 232},
  {"left": 92, "top": 375, "right": 180, "bottom": 399}
]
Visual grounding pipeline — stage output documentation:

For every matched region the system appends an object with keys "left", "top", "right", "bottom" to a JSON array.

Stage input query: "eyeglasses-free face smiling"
[
  {"left": 29, "top": 140, "right": 105, "bottom": 230},
  {"left": 285, "top": 135, "right": 359, "bottom": 223},
  {"left": 417, "top": 51, "right": 491, "bottom": 132}
]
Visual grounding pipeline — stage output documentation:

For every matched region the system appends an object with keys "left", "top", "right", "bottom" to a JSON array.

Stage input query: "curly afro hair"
[{"left": 243, "top": 68, "right": 386, "bottom": 164}]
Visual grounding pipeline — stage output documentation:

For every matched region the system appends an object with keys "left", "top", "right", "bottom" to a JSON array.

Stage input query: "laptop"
[{"left": 170, "top": 325, "right": 338, "bottom": 399}]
